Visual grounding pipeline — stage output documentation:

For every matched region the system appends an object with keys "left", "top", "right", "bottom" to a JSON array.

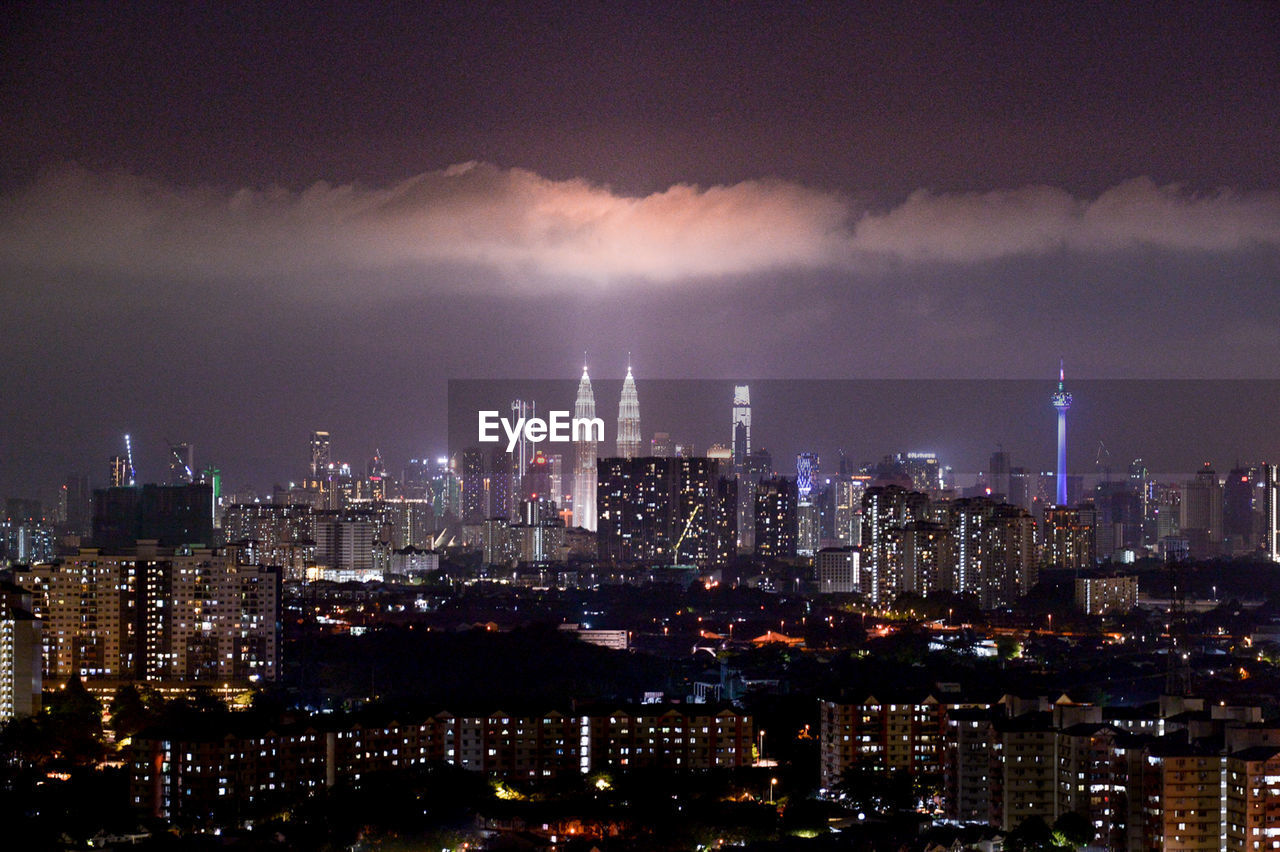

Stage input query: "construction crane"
[
  {"left": 166, "top": 438, "right": 195, "bottom": 483},
  {"left": 123, "top": 433, "right": 137, "bottom": 486},
  {"left": 1095, "top": 440, "right": 1112, "bottom": 483},
  {"left": 673, "top": 504, "right": 702, "bottom": 559}
]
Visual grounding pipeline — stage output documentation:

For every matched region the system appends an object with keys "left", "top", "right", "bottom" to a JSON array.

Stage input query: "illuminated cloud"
[{"left": 1, "top": 163, "right": 1277, "bottom": 289}]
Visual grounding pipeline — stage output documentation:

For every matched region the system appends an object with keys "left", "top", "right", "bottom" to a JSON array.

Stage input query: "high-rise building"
[
  {"left": 736, "top": 448, "right": 773, "bottom": 553},
  {"left": 403, "top": 458, "right": 432, "bottom": 500},
  {"left": 0, "top": 582, "right": 41, "bottom": 721},
  {"left": 545, "top": 453, "right": 564, "bottom": 511},
  {"left": 380, "top": 499, "right": 437, "bottom": 552},
  {"left": 1092, "top": 480, "right": 1143, "bottom": 558},
  {"left": 488, "top": 446, "right": 513, "bottom": 520},
  {"left": 901, "top": 520, "right": 951, "bottom": 595},
  {"left": 650, "top": 432, "right": 674, "bottom": 457},
  {"left": 596, "top": 457, "right": 735, "bottom": 566},
  {"left": 312, "top": 509, "right": 384, "bottom": 579},
  {"left": 1223, "top": 465, "right": 1260, "bottom": 555},
  {"left": 1226, "top": 747, "right": 1280, "bottom": 852},
  {"left": 60, "top": 474, "right": 93, "bottom": 537},
  {"left": 1043, "top": 505, "right": 1097, "bottom": 570},
  {"left": 91, "top": 483, "right": 214, "bottom": 550},
  {"left": 986, "top": 504, "right": 1038, "bottom": 605},
  {"left": 1050, "top": 362, "right": 1072, "bottom": 506},
  {"left": 819, "top": 696, "right": 946, "bottom": 791},
  {"left": 1265, "top": 464, "right": 1280, "bottom": 562},
  {"left": 509, "top": 399, "right": 536, "bottom": 498},
  {"left": 832, "top": 478, "right": 865, "bottom": 547},
  {"left": 795, "top": 455, "right": 820, "bottom": 556},
  {"left": 731, "top": 385, "right": 750, "bottom": 469},
  {"left": 1180, "top": 463, "right": 1223, "bottom": 559},
  {"left": 796, "top": 501, "right": 820, "bottom": 557},
  {"left": 861, "top": 485, "right": 931, "bottom": 603},
  {"left": 364, "top": 449, "right": 389, "bottom": 501},
  {"left": 222, "top": 502, "right": 316, "bottom": 579},
  {"left": 199, "top": 465, "right": 222, "bottom": 529},
  {"left": 816, "top": 547, "right": 859, "bottom": 594},
  {"left": 616, "top": 362, "right": 641, "bottom": 459},
  {"left": 522, "top": 451, "right": 553, "bottom": 502},
  {"left": 754, "top": 477, "right": 797, "bottom": 560},
  {"left": 1075, "top": 575, "right": 1138, "bottom": 615},
  {"left": 460, "top": 447, "right": 487, "bottom": 525},
  {"left": 796, "top": 453, "right": 818, "bottom": 501},
  {"left": 988, "top": 451, "right": 1011, "bottom": 501},
  {"left": 572, "top": 364, "right": 598, "bottom": 531},
  {"left": 1007, "top": 466, "right": 1033, "bottom": 512},
  {"left": 431, "top": 457, "right": 462, "bottom": 520},
  {"left": 16, "top": 542, "right": 278, "bottom": 684},
  {"left": 310, "top": 431, "right": 331, "bottom": 479}
]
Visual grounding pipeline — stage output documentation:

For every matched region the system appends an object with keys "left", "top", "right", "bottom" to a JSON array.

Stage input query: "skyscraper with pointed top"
[
  {"left": 732, "top": 385, "right": 750, "bottom": 468},
  {"left": 573, "top": 362, "right": 598, "bottom": 530},
  {"left": 616, "top": 358, "right": 641, "bottom": 459},
  {"left": 1050, "top": 360, "right": 1072, "bottom": 506}
]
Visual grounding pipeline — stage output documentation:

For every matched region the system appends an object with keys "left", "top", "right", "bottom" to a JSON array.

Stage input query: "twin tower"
[{"left": 571, "top": 360, "right": 640, "bottom": 531}]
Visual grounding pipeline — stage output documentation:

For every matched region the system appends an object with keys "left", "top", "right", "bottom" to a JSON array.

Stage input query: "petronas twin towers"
[{"left": 571, "top": 358, "right": 641, "bottom": 531}]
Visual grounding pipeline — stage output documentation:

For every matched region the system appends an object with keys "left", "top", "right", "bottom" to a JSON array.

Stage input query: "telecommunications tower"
[{"left": 1050, "top": 360, "right": 1072, "bottom": 506}]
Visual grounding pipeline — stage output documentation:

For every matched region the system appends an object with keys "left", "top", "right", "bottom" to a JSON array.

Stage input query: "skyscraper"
[
  {"left": 17, "top": 542, "right": 278, "bottom": 684},
  {"left": 572, "top": 364, "right": 598, "bottom": 531},
  {"left": 488, "top": 446, "right": 513, "bottom": 520},
  {"left": 1223, "top": 466, "right": 1259, "bottom": 555},
  {"left": 460, "top": 447, "right": 487, "bottom": 524},
  {"left": 796, "top": 453, "right": 819, "bottom": 500},
  {"left": 1050, "top": 361, "right": 1072, "bottom": 506},
  {"left": 988, "top": 450, "right": 1011, "bottom": 500},
  {"left": 310, "top": 431, "right": 331, "bottom": 478},
  {"left": 0, "top": 584, "right": 41, "bottom": 721},
  {"left": 1265, "top": 464, "right": 1279, "bottom": 562},
  {"left": 616, "top": 361, "right": 641, "bottom": 459},
  {"left": 510, "top": 399, "right": 536, "bottom": 498},
  {"left": 754, "top": 477, "right": 797, "bottom": 560},
  {"left": 61, "top": 473, "right": 92, "bottom": 536},
  {"left": 731, "top": 385, "right": 750, "bottom": 468},
  {"left": 1180, "top": 463, "right": 1223, "bottom": 559},
  {"left": 736, "top": 447, "right": 772, "bottom": 552}
]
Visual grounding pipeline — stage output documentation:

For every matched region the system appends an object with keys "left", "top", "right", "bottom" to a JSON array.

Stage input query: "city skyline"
[
  {"left": 2, "top": 4, "right": 1279, "bottom": 500},
  {"left": 6, "top": 6, "right": 1280, "bottom": 848},
  {"left": 13, "top": 373, "right": 1280, "bottom": 504}
]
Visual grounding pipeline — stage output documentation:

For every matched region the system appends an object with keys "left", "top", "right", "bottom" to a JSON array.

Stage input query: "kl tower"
[{"left": 1050, "top": 359, "right": 1072, "bottom": 506}]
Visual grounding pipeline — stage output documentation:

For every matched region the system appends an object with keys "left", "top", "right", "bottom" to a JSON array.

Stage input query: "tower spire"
[
  {"left": 617, "top": 357, "right": 641, "bottom": 459},
  {"left": 573, "top": 360, "right": 598, "bottom": 531},
  {"left": 1051, "top": 360, "right": 1073, "bottom": 506}
]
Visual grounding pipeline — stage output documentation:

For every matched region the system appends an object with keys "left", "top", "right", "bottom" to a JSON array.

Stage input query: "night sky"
[{"left": 3, "top": 2, "right": 1279, "bottom": 498}]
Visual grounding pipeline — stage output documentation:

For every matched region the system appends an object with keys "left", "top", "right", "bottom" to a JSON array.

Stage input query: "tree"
[
  {"left": 834, "top": 766, "right": 914, "bottom": 815},
  {"left": 109, "top": 683, "right": 162, "bottom": 739},
  {"left": 44, "top": 676, "right": 104, "bottom": 764},
  {"left": 1051, "top": 812, "right": 1093, "bottom": 850},
  {"left": 995, "top": 635, "right": 1022, "bottom": 660},
  {"left": 1006, "top": 816, "right": 1053, "bottom": 852}
]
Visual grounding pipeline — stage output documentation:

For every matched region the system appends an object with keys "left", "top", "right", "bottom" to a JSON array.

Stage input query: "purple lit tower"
[{"left": 1050, "top": 360, "right": 1072, "bottom": 506}]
